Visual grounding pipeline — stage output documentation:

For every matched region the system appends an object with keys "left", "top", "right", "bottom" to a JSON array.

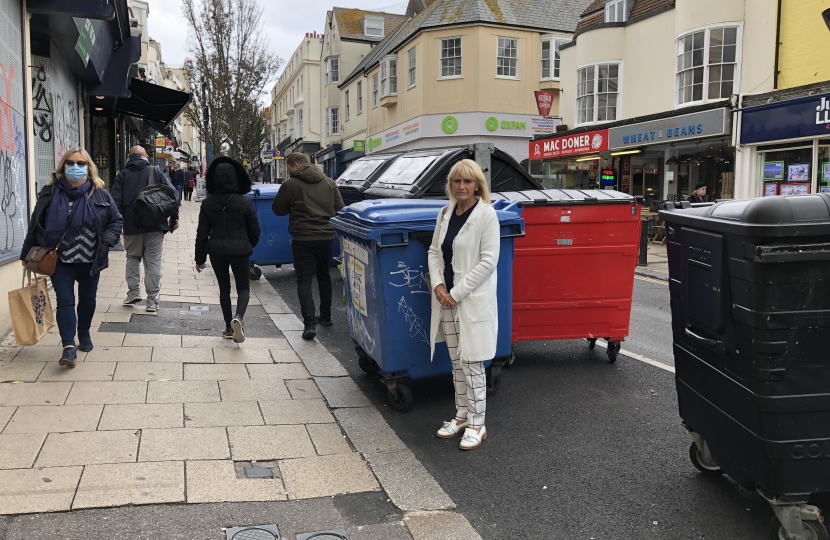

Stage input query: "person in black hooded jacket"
[{"left": 195, "top": 157, "right": 260, "bottom": 343}]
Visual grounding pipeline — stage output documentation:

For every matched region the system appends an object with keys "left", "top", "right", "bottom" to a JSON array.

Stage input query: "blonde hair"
[
  {"left": 446, "top": 159, "right": 491, "bottom": 204},
  {"left": 50, "top": 148, "right": 105, "bottom": 190}
]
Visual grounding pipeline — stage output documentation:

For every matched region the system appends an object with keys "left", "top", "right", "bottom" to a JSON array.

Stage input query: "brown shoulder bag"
[{"left": 24, "top": 233, "right": 65, "bottom": 276}]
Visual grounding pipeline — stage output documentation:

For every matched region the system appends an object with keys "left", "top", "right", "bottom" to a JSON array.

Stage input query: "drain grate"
[
  {"left": 226, "top": 524, "right": 280, "bottom": 540},
  {"left": 243, "top": 467, "right": 273, "bottom": 479},
  {"left": 296, "top": 530, "right": 349, "bottom": 540}
]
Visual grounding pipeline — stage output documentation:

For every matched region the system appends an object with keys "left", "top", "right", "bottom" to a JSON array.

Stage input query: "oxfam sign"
[
  {"left": 367, "top": 136, "right": 383, "bottom": 152},
  {"left": 486, "top": 116, "right": 527, "bottom": 131}
]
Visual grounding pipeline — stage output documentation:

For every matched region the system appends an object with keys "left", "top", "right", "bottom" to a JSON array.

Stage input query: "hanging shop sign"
[
  {"left": 529, "top": 128, "right": 609, "bottom": 160},
  {"left": 261, "top": 150, "right": 273, "bottom": 164},
  {"left": 608, "top": 108, "right": 730, "bottom": 149},
  {"left": 534, "top": 91, "right": 555, "bottom": 117},
  {"left": 741, "top": 93, "right": 830, "bottom": 145}
]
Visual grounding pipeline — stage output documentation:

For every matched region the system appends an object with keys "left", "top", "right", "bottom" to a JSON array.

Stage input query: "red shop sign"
[
  {"left": 528, "top": 129, "right": 609, "bottom": 160},
  {"left": 534, "top": 91, "right": 555, "bottom": 117}
]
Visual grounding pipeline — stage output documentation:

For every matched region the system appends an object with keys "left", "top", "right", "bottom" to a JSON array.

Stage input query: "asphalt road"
[{"left": 266, "top": 266, "right": 825, "bottom": 540}]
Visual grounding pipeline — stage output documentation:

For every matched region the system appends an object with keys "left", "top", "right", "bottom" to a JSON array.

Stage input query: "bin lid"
[
  {"left": 332, "top": 199, "right": 523, "bottom": 241},
  {"left": 491, "top": 189, "right": 635, "bottom": 205},
  {"left": 246, "top": 184, "right": 281, "bottom": 200},
  {"left": 659, "top": 194, "right": 830, "bottom": 236}
]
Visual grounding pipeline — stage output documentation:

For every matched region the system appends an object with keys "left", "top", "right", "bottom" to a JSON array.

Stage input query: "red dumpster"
[{"left": 490, "top": 190, "right": 642, "bottom": 363}]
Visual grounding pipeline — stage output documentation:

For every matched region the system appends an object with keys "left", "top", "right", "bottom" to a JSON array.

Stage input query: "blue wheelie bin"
[
  {"left": 245, "top": 184, "right": 341, "bottom": 279},
  {"left": 331, "top": 199, "right": 524, "bottom": 412}
]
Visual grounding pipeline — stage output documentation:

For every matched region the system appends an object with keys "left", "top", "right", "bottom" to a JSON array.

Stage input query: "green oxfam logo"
[
  {"left": 353, "top": 140, "right": 366, "bottom": 152},
  {"left": 441, "top": 116, "right": 459, "bottom": 134},
  {"left": 486, "top": 117, "right": 499, "bottom": 132},
  {"left": 367, "top": 137, "right": 382, "bottom": 152}
]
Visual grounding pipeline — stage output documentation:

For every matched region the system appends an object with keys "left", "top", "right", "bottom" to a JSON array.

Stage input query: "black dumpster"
[
  {"left": 661, "top": 194, "right": 830, "bottom": 539},
  {"left": 362, "top": 144, "right": 541, "bottom": 200},
  {"left": 336, "top": 152, "right": 402, "bottom": 206}
]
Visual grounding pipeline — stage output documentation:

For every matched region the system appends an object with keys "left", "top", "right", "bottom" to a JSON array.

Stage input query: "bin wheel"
[
  {"left": 689, "top": 442, "right": 723, "bottom": 475},
  {"left": 770, "top": 517, "right": 828, "bottom": 540},
  {"left": 249, "top": 266, "right": 263, "bottom": 280},
  {"left": 358, "top": 353, "right": 380, "bottom": 374},
  {"left": 486, "top": 366, "right": 501, "bottom": 396},
  {"left": 503, "top": 349, "right": 515, "bottom": 369},
  {"left": 587, "top": 338, "right": 597, "bottom": 350},
  {"left": 606, "top": 341, "right": 621, "bottom": 363},
  {"left": 387, "top": 382, "right": 413, "bottom": 413}
]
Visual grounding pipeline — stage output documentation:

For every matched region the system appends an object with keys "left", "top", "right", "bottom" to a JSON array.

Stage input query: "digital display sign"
[{"left": 600, "top": 169, "right": 616, "bottom": 186}]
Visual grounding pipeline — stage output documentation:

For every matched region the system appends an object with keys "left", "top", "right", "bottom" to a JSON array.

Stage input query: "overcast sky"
[{"left": 144, "top": 0, "right": 407, "bottom": 98}]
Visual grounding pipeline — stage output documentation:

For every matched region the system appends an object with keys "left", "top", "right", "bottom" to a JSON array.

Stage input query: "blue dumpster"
[
  {"left": 332, "top": 199, "right": 524, "bottom": 412},
  {"left": 245, "top": 184, "right": 341, "bottom": 280}
]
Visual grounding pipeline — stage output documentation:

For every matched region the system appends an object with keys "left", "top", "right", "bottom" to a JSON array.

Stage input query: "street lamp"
[{"left": 824, "top": 8, "right": 830, "bottom": 31}]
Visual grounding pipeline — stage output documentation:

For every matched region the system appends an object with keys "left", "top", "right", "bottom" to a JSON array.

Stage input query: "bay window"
[
  {"left": 576, "top": 63, "right": 620, "bottom": 125},
  {"left": 676, "top": 26, "right": 739, "bottom": 105}
]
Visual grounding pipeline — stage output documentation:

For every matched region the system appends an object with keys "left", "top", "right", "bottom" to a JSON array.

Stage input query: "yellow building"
[{"left": 777, "top": 0, "right": 830, "bottom": 89}]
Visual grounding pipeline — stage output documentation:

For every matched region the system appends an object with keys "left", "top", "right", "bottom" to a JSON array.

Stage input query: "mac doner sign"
[{"left": 529, "top": 129, "right": 609, "bottom": 160}]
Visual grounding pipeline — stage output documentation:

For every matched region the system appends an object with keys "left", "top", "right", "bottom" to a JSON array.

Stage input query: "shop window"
[
  {"left": 759, "top": 146, "right": 814, "bottom": 196},
  {"left": 676, "top": 26, "right": 739, "bottom": 106},
  {"left": 577, "top": 63, "right": 620, "bottom": 125},
  {"left": 496, "top": 37, "right": 518, "bottom": 78},
  {"left": 820, "top": 141, "right": 830, "bottom": 194}
]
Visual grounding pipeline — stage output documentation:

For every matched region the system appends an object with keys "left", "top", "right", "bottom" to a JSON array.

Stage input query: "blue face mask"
[{"left": 65, "top": 165, "right": 88, "bottom": 182}]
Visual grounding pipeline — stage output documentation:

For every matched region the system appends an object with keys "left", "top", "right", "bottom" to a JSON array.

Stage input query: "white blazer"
[{"left": 427, "top": 199, "right": 500, "bottom": 362}]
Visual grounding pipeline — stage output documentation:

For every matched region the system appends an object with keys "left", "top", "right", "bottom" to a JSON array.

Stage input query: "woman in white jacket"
[{"left": 428, "top": 159, "right": 500, "bottom": 451}]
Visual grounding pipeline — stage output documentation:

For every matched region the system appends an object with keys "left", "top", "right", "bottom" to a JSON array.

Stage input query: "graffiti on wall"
[
  {"left": 53, "top": 91, "right": 79, "bottom": 161},
  {"left": 32, "top": 64, "right": 52, "bottom": 143}
]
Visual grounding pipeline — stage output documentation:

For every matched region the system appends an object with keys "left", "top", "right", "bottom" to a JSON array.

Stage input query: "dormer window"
[
  {"left": 380, "top": 55, "right": 398, "bottom": 97},
  {"left": 605, "top": 0, "right": 632, "bottom": 23},
  {"left": 364, "top": 17, "right": 384, "bottom": 38}
]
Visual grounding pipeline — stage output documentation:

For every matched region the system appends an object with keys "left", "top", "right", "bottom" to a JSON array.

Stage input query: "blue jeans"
[
  {"left": 174, "top": 185, "right": 183, "bottom": 203},
  {"left": 50, "top": 262, "right": 100, "bottom": 347}
]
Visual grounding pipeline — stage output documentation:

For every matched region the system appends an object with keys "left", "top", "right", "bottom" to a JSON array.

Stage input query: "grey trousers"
[{"left": 124, "top": 231, "right": 165, "bottom": 299}]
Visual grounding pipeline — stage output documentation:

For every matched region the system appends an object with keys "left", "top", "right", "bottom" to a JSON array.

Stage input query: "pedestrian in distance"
[
  {"left": 272, "top": 152, "right": 344, "bottom": 340},
  {"left": 170, "top": 162, "right": 186, "bottom": 203},
  {"left": 20, "top": 148, "right": 124, "bottom": 367},
  {"left": 195, "top": 157, "right": 261, "bottom": 343},
  {"left": 184, "top": 166, "right": 196, "bottom": 202},
  {"left": 428, "top": 159, "right": 500, "bottom": 451},
  {"left": 110, "top": 146, "right": 180, "bottom": 313},
  {"left": 688, "top": 182, "right": 707, "bottom": 203}
]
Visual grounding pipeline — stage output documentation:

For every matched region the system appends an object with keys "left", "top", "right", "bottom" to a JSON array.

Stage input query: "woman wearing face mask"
[
  {"left": 20, "top": 148, "right": 123, "bottom": 367},
  {"left": 427, "top": 159, "right": 500, "bottom": 451}
]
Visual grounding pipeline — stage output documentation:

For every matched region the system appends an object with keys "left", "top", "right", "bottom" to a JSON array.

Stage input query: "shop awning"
[
  {"left": 115, "top": 79, "right": 193, "bottom": 130},
  {"left": 86, "top": 35, "right": 141, "bottom": 98},
  {"left": 28, "top": 0, "right": 115, "bottom": 20}
]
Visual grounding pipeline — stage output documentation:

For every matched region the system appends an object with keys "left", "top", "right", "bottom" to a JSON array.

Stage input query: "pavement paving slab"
[
  {"left": 218, "top": 379, "right": 291, "bottom": 402},
  {"left": 184, "top": 401, "right": 264, "bottom": 427},
  {"left": 364, "top": 450, "right": 456, "bottom": 512},
  {"left": 0, "top": 433, "right": 46, "bottom": 468},
  {"left": 10, "top": 347, "right": 84, "bottom": 362},
  {"left": 0, "top": 346, "right": 21, "bottom": 362},
  {"left": 112, "top": 362, "right": 183, "bottom": 381},
  {"left": 270, "top": 349, "right": 303, "bottom": 363},
  {"left": 146, "top": 380, "right": 220, "bottom": 403},
  {"left": 37, "top": 362, "right": 115, "bottom": 382},
  {"left": 307, "top": 423, "right": 352, "bottom": 456},
  {"left": 98, "top": 403, "right": 182, "bottom": 430},
  {"left": 349, "top": 522, "right": 414, "bottom": 540},
  {"left": 269, "top": 313, "right": 305, "bottom": 331},
  {"left": 86, "top": 346, "right": 152, "bottom": 363},
  {"left": 151, "top": 347, "right": 214, "bottom": 363},
  {"left": 247, "top": 363, "right": 312, "bottom": 380},
  {"left": 85, "top": 332, "right": 127, "bottom": 347},
  {"left": 0, "top": 362, "right": 45, "bottom": 382},
  {"left": 2, "top": 404, "right": 102, "bottom": 434},
  {"left": 0, "top": 466, "right": 83, "bottom": 514},
  {"left": 281, "top": 331, "right": 349, "bottom": 377},
  {"left": 138, "top": 427, "right": 229, "bottom": 461},
  {"left": 286, "top": 378, "right": 323, "bottom": 400},
  {"left": 212, "top": 348, "right": 274, "bottom": 364},
  {"left": 72, "top": 461, "right": 185, "bottom": 509},
  {"left": 404, "top": 511, "right": 482, "bottom": 540},
  {"left": 279, "top": 452, "right": 380, "bottom": 500},
  {"left": 185, "top": 459, "right": 288, "bottom": 503},
  {"left": 260, "top": 399, "right": 335, "bottom": 425},
  {"left": 122, "top": 334, "right": 181, "bottom": 348},
  {"left": 314, "top": 376, "right": 373, "bottom": 408},
  {"left": 64, "top": 381, "right": 147, "bottom": 405},
  {"left": 334, "top": 408, "right": 408, "bottom": 454},
  {"left": 184, "top": 363, "right": 250, "bottom": 381},
  {"left": 0, "top": 405, "right": 13, "bottom": 430},
  {"left": 0, "top": 382, "right": 72, "bottom": 406},
  {"left": 227, "top": 425, "right": 317, "bottom": 461},
  {"left": 35, "top": 430, "right": 140, "bottom": 467}
]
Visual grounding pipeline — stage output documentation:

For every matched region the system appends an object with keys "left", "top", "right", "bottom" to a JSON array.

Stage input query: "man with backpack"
[{"left": 110, "top": 146, "right": 179, "bottom": 313}]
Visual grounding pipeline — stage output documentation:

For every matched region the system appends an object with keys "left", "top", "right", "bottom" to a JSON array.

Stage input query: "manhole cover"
[
  {"left": 296, "top": 530, "right": 349, "bottom": 540},
  {"left": 226, "top": 524, "right": 280, "bottom": 540},
  {"left": 244, "top": 467, "right": 273, "bottom": 479}
]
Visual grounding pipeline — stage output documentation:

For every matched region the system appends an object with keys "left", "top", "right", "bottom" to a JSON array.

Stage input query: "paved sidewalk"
[
  {"left": 0, "top": 200, "right": 479, "bottom": 540},
  {"left": 635, "top": 243, "right": 669, "bottom": 279}
]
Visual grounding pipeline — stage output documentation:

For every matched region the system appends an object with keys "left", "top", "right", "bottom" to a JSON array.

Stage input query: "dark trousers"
[
  {"left": 174, "top": 185, "right": 184, "bottom": 203},
  {"left": 209, "top": 254, "right": 250, "bottom": 328},
  {"left": 292, "top": 239, "right": 334, "bottom": 325},
  {"left": 183, "top": 186, "right": 193, "bottom": 201},
  {"left": 50, "top": 262, "right": 100, "bottom": 347}
]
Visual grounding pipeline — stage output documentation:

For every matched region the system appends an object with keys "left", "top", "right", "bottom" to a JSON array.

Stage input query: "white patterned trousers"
[{"left": 441, "top": 306, "right": 487, "bottom": 428}]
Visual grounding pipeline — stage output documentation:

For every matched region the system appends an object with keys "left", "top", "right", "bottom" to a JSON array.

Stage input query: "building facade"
[{"left": 529, "top": 0, "right": 777, "bottom": 202}]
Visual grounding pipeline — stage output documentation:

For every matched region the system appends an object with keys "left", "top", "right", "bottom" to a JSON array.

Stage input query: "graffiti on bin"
[
  {"left": 397, "top": 296, "right": 429, "bottom": 345},
  {"left": 389, "top": 262, "right": 429, "bottom": 293},
  {"left": 348, "top": 303, "right": 375, "bottom": 354}
]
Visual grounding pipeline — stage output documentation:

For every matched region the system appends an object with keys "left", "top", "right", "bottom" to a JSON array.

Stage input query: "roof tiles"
[{"left": 332, "top": 7, "right": 409, "bottom": 42}]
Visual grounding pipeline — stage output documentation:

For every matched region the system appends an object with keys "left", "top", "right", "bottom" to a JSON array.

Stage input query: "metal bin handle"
[{"left": 685, "top": 327, "right": 723, "bottom": 349}]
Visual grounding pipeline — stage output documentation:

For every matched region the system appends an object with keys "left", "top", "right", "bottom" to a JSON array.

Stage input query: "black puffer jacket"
[{"left": 195, "top": 157, "right": 260, "bottom": 265}]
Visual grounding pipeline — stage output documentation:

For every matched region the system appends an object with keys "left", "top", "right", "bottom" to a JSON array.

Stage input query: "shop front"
[
  {"left": 738, "top": 90, "right": 830, "bottom": 198},
  {"left": 529, "top": 105, "right": 734, "bottom": 205}
]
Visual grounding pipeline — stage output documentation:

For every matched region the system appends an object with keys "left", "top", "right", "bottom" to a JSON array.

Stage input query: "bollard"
[{"left": 638, "top": 218, "right": 648, "bottom": 266}]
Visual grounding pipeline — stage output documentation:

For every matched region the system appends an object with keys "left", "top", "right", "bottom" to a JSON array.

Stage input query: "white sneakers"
[
  {"left": 436, "top": 419, "right": 487, "bottom": 450},
  {"left": 436, "top": 419, "right": 469, "bottom": 439}
]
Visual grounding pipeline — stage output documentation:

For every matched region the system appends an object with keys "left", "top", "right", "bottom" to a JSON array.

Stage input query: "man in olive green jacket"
[{"left": 273, "top": 153, "right": 344, "bottom": 339}]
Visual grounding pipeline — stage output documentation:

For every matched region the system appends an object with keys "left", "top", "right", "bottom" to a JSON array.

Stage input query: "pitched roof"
[
  {"left": 575, "top": 0, "right": 675, "bottom": 33},
  {"left": 629, "top": 0, "right": 674, "bottom": 19},
  {"left": 332, "top": 7, "right": 409, "bottom": 42},
  {"left": 580, "top": 0, "right": 605, "bottom": 16}
]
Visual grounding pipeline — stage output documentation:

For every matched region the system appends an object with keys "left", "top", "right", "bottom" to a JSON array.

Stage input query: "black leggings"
[{"left": 209, "top": 254, "right": 250, "bottom": 327}]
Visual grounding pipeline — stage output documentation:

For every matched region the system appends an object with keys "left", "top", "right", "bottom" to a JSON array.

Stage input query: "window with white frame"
[
  {"left": 380, "top": 56, "right": 397, "bottom": 97},
  {"left": 297, "top": 108, "right": 303, "bottom": 138},
  {"left": 345, "top": 90, "right": 350, "bottom": 119},
  {"left": 440, "top": 37, "right": 462, "bottom": 78},
  {"left": 326, "top": 107, "right": 340, "bottom": 136},
  {"left": 676, "top": 26, "right": 739, "bottom": 105},
  {"left": 408, "top": 47, "right": 416, "bottom": 88},
  {"left": 576, "top": 63, "right": 620, "bottom": 125},
  {"left": 496, "top": 37, "right": 519, "bottom": 78},
  {"left": 288, "top": 114, "right": 294, "bottom": 140},
  {"left": 541, "top": 38, "right": 567, "bottom": 80},
  {"left": 605, "top": 0, "right": 632, "bottom": 23},
  {"left": 372, "top": 74, "right": 379, "bottom": 107},
  {"left": 357, "top": 82, "right": 363, "bottom": 112},
  {"left": 325, "top": 57, "right": 339, "bottom": 84},
  {"left": 364, "top": 17, "right": 384, "bottom": 38}
]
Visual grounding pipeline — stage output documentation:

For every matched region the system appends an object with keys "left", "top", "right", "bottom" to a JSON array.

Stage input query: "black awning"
[
  {"left": 28, "top": 0, "right": 115, "bottom": 19},
  {"left": 87, "top": 35, "right": 141, "bottom": 98},
  {"left": 146, "top": 119, "right": 172, "bottom": 137},
  {"left": 116, "top": 79, "right": 193, "bottom": 129}
]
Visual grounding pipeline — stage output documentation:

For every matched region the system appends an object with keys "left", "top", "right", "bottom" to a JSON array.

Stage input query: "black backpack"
[{"left": 135, "top": 166, "right": 178, "bottom": 229}]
